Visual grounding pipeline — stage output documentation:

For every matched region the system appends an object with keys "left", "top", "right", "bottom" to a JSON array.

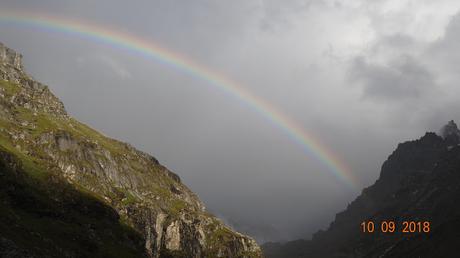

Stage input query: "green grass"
[
  {"left": 121, "top": 191, "right": 139, "bottom": 206},
  {"left": 69, "top": 118, "right": 126, "bottom": 154},
  {"left": 169, "top": 199, "right": 187, "bottom": 216},
  {"left": 0, "top": 80, "right": 21, "bottom": 96},
  {"left": 0, "top": 130, "right": 48, "bottom": 180}
]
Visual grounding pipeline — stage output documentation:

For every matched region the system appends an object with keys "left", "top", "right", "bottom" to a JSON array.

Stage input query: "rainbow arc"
[{"left": 0, "top": 10, "right": 357, "bottom": 189}]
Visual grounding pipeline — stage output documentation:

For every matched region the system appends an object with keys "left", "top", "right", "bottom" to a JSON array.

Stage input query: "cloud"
[
  {"left": 428, "top": 14, "right": 460, "bottom": 74},
  {"left": 349, "top": 55, "right": 435, "bottom": 101},
  {"left": 256, "top": 0, "right": 314, "bottom": 31}
]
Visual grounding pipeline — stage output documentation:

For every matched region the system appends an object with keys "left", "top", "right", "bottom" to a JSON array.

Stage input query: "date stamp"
[{"left": 361, "top": 221, "right": 430, "bottom": 233}]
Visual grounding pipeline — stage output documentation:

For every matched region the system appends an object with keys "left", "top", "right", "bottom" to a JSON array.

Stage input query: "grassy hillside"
[
  {"left": 0, "top": 41, "right": 263, "bottom": 258},
  {"left": 0, "top": 146, "right": 147, "bottom": 257}
]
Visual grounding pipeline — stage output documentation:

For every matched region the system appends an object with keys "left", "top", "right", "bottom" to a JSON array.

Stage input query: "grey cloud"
[
  {"left": 350, "top": 55, "right": 435, "bottom": 101},
  {"left": 428, "top": 14, "right": 460, "bottom": 73},
  {"left": 370, "top": 34, "right": 418, "bottom": 55},
  {"left": 257, "top": 0, "right": 315, "bottom": 30},
  {"left": 418, "top": 12, "right": 460, "bottom": 130}
]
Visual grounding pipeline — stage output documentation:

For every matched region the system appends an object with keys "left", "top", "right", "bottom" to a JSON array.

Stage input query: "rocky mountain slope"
[
  {"left": 0, "top": 42, "right": 262, "bottom": 258},
  {"left": 264, "top": 121, "right": 460, "bottom": 258}
]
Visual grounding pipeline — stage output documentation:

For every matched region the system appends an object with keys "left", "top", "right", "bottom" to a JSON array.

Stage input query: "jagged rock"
[
  {"left": 0, "top": 42, "right": 262, "bottom": 258},
  {"left": 0, "top": 42, "right": 23, "bottom": 70},
  {"left": 0, "top": 42, "right": 41, "bottom": 90},
  {"left": 440, "top": 120, "right": 460, "bottom": 145}
]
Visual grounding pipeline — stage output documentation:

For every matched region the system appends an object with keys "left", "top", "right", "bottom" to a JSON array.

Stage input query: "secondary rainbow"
[{"left": 0, "top": 10, "right": 357, "bottom": 189}]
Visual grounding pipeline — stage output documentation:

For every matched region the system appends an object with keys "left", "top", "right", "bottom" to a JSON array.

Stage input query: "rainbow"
[{"left": 0, "top": 10, "right": 357, "bottom": 189}]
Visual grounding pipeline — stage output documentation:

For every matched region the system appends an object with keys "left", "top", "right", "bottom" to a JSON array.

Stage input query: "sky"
[{"left": 2, "top": 0, "right": 460, "bottom": 243}]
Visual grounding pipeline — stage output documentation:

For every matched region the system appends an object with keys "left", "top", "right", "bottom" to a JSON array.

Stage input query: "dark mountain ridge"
[{"left": 264, "top": 121, "right": 460, "bottom": 257}]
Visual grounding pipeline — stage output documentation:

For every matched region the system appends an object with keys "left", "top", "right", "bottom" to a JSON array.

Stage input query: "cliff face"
[
  {"left": 264, "top": 123, "right": 460, "bottom": 258},
  {"left": 0, "top": 42, "right": 262, "bottom": 258}
]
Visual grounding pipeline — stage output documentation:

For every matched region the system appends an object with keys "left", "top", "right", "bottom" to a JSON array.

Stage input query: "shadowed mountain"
[{"left": 264, "top": 121, "right": 460, "bottom": 258}]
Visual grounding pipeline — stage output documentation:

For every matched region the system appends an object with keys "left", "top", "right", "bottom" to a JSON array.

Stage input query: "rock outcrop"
[
  {"left": 264, "top": 121, "right": 460, "bottom": 258},
  {"left": 440, "top": 120, "right": 460, "bottom": 146},
  {"left": 0, "top": 42, "right": 262, "bottom": 258}
]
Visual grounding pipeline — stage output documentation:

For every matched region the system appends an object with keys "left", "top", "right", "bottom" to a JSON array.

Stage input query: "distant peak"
[
  {"left": 441, "top": 120, "right": 459, "bottom": 137},
  {"left": 440, "top": 120, "right": 460, "bottom": 145},
  {"left": 447, "top": 120, "right": 457, "bottom": 127}
]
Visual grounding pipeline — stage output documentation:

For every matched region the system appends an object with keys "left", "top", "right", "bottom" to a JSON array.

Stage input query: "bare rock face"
[
  {"left": 0, "top": 42, "right": 23, "bottom": 70},
  {"left": 0, "top": 43, "right": 48, "bottom": 91},
  {"left": 0, "top": 42, "right": 262, "bottom": 258}
]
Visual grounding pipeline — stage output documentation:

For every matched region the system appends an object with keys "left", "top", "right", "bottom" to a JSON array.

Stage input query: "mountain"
[
  {"left": 0, "top": 42, "right": 262, "bottom": 258},
  {"left": 264, "top": 121, "right": 460, "bottom": 258}
]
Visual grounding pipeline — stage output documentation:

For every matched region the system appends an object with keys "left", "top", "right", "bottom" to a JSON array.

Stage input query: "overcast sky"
[{"left": 2, "top": 0, "right": 460, "bottom": 242}]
